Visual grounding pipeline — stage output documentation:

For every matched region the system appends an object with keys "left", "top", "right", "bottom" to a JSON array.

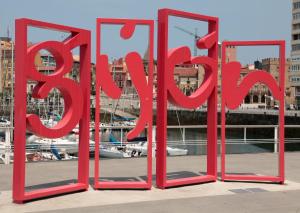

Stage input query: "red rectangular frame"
[
  {"left": 94, "top": 18, "right": 154, "bottom": 189},
  {"left": 13, "top": 18, "right": 91, "bottom": 203},
  {"left": 156, "top": 8, "right": 218, "bottom": 189},
  {"left": 221, "top": 40, "right": 285, "bottom": 183}
]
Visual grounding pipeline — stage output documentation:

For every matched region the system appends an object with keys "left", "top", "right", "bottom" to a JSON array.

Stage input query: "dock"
[{"left": 1, "top": 153, "right": 300, "bottom": 212}]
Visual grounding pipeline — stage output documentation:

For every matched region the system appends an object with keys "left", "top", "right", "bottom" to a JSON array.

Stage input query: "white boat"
[
  {"left": 100, "top": 145, "right": 130, "bottom": 158},
  {"left": 125, "top": 141, "right": 188, "bottom": 157},
  {"left": 0, "top": 143, "right": 14, "bottom": 164},
  {"left": 27, "top": 132, "right": 96, "bottom": 154},
  {"left": 0, "top": 153, "right": 14, "bottom": 164},
  {"left": 27, "top": 133, "right": 131, "bottom": 159},
  {"left": 123, "top": 121, "right": 136, "bottom": 126},
  {"left": 27, "top": 134, "right": 39, "bottom": 143},
  {"left": 30, "top": 138, "right": 79, "bottom": 154},
  {"left": 40, "top": 152, "right": 78, "bottom": 161},
  {"left": 0, "top": 142, "right": 5, "bottom": 155},
  {"left": 0, "top": 118, "right": 10, "bottom": 127},
  {"left": 167, "top": 146, "right": 188, "bottom": 156}
]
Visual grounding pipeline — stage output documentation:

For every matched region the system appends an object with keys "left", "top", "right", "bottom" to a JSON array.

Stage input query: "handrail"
[
  {"left": 97, "top": 124, "right": 300, "bottom": 128},
  {"left": 1, "top": 125, "right": 300, "bottom": 164}
]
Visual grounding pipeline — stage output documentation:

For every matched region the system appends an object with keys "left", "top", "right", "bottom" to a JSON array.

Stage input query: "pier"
[{"left": 1, "top": 152, "right": 300, "bottom": 212}]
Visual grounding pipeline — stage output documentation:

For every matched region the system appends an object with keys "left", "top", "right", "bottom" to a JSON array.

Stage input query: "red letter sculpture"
[
  {"left": 13, "top": 18, "right": 91, "bottom": 203},
  {"left": 221, "top": 41, "right": 285, "bottom": 183},
  {"left": 94, "top": 18, "right": 154, "bottom": 189},
  {"left": 156, "top": 9, "right": 218, "bottom": 188},
  {"left": 10, "top": 9, "right": 287, "bottom": 204}
]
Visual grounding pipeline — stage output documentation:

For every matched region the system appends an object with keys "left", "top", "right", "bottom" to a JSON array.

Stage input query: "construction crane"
[{"left": 174, "top": 26, "right": 200, "bottom": 56}]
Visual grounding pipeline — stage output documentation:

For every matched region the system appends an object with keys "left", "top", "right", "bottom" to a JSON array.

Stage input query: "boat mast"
[
  {"left": 2, "top": 40, "right": 7, "bottom": 115},
  {"left": 0, "top": 37, "right": 2, "bottom": 115},
  {"left": 110, "top": 58, "right": 115, "bottom": 124},
  {"left": 10, "top": 40, "right": 14, "bottom": 127}
]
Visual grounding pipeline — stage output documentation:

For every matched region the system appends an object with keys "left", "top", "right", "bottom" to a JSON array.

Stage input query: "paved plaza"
[{"left": 1, "top": 152, "right": 300, "bottom": 212}]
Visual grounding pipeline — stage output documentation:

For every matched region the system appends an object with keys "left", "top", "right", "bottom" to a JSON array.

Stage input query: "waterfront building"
[
  {"left": 25, "top": 51, "right": 96, "bottom": 115},
  {"left": 0, "top": 37, "right": 14, "bottom": 117},
  {"left": 234, "top": 58, "right": 292, "bottom": 109},
  {"left": 291, "top": 0, "right": 300, "bottom": 107},
  {"left": 262, "top": 58, "right": 294, "bottom": 108},
  {"left": 0, "top": 37, "right": 14, "bottom": 95}
]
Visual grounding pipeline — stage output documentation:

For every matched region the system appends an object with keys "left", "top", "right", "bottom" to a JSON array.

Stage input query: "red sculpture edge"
[
  {"left": 156, "top": 8, "right": 218, "bottom": 189},
  {"left": 10, "top": 10, "right": 287, "bottom": 205},
  {"left": 13, "top": 18, "right": 91, "bottom": 203},
  {"left": 221, "top": 40, "right": 285, "bottom": 184},
  {"left": 94, "top": 18, "right": 154, "bottom": 189}
]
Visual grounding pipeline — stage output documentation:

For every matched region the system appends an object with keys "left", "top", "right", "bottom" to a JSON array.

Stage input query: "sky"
[{"left": 0, "top": 0, "right": 292, "bottom": 64}]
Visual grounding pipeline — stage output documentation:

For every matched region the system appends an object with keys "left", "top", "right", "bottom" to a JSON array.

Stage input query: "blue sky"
[{"left": 0, "top": 0, "right": 292, "bottom": 64}]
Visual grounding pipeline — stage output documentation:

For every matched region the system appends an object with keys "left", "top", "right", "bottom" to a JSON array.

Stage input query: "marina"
[{"left": 1, "top": 123, "right": 300, "bottom": 164}]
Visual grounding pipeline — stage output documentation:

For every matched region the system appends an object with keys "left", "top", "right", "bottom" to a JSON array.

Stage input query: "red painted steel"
[
  {"left": 94, "top": 18, "right": 154, "bottom": 189},
  {"left": 156, "top": 9, "right": 218, "bottom": 189},
  {"left": 13, "top": 18, "right": 91, "bottom": 203},
  {"left": 221, "top": 40, "right": 285, "bottom": 184},
  {"left": 11, "top": 9, "right": 287, "bottom": 204}
]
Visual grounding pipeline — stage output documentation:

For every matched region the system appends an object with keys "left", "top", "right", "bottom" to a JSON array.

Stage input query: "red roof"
[
  {"left": 174, "top": 67, "right": 198, "bottom": 77},
  {"left": 37, "top": 66, "right": 56, "bottom": 71}
]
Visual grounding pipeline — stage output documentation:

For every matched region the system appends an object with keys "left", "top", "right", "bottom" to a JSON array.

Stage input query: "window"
[
  {"left": 294, "top": 34, "right": 300, "bottom": 40},
  {"left": 291, "top": 64, "right": 300, "bottom": 71},
  {"left": 292, "top": 57, "right": 300, "bottom": 62},
  {"left": 294, "top": 2, "right": 300, "bottom": 9},
  {"left": 292, "top": 44, "right": 300, "bottom": 51},
  {"left": 293, "top": 12, "right": 300, "bottom": 20},
  {"left": 293, "top": 23, "right": 300, "bottom": 30},
  {"left": 290, "top": 76, "right": 300, "bottom": 82}
]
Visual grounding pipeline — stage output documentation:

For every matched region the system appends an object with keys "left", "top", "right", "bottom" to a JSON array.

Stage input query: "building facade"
[
  {"left": 238, "top": 58, "right": 292, "bottom": 109},
  {"left": 0, "top": 37, "right": 14, "bottom": 95},
  {"left": 262, "top": 58, "right": 293, "bottom": 107},
  {"left": 291, "top": 0, "right": 300, "bottom": 107}
]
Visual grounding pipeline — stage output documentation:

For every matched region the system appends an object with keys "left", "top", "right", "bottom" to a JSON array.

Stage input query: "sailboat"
[
  {"left": 123, "top": 136, "right": 188, "bottom": 157},
  {"left": 99, "top": 144, "right": 130, "bottom": 158}
]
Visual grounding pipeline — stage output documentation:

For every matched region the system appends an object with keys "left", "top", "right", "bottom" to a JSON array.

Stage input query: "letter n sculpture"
[
  {"left": 221, "top": 41, "right": 285, "bottom": 183},
  {"left": 13, "top": 18, "right": 91, "bottom": 203},
  {"left": 156, "top": 9, "right": 218, "bottom": 188}
]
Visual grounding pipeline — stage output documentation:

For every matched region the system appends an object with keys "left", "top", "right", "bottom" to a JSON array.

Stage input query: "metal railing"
[{"left": 1, "top": 125, "right": 300, "bottom": 164}]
